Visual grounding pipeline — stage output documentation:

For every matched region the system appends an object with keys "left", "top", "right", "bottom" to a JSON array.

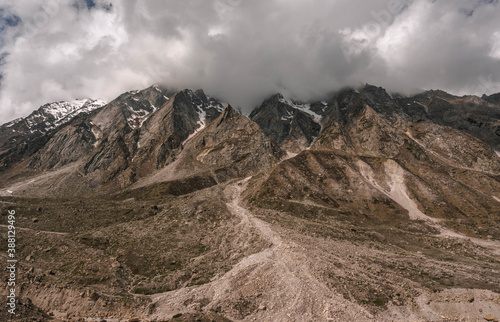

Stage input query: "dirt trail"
[
  {"left": 225, "top": 177, "right": 281, "bottom": 247},
  {"left": 405, "top": 131, "right": 498, "bottom": 175},
  {"left": 149, "top": 178, "right": 373, "bottom": 321},
  {"left": 0, "top": 224, "right": 69, "bottom": 236}
]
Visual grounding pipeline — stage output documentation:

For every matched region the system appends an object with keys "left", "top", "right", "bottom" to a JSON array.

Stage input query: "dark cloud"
[{"left": 0, "top": 0, "right": 499, "bottom": 123}]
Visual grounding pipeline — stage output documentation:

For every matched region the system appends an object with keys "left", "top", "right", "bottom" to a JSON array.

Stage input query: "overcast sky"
[{"left": 0, "top": 0, "right": 499, "bottom": 123}]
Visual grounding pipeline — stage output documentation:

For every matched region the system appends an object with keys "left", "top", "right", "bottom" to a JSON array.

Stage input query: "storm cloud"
[{"left": 0, "top": 0, "right": 499, "bottom": 123}]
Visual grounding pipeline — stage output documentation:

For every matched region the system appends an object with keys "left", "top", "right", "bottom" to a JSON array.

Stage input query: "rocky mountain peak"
[
  {"left": 0, "top": 98, "right": 107, "bottom": 171},
  {"left": 217, "top": 103, "right": 238, "bottom": 125},
  {"left": 264, "top": 93, "right": 285, "bottom": 103},
  {"left": 0, "top": 83, "right": 500, "bottom": 322},
  {"left": 482, "top": 92, "right": 500, "bottom": 105},
  {"left": 194, "top": 89, "right": 208, "bottom": 102},
  {"left": 249, "top": 93, "right": 327, "bottom": 152},
  {"left": 2, "top": 98, "right": 106, "bottom": 134},
  {"left": 361, "top": 83, "right": 392, "bottom": 101},
  {"left": 115, "top": 85, "right": 171, "bottom": 129}
]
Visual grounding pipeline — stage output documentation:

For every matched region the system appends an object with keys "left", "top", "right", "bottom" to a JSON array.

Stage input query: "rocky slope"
[
  {"left": 397, "top": 90, "right": 500, "bottom": 151},
  {"left": 0, "top": 84, "right": 499, "bottom": 321}
]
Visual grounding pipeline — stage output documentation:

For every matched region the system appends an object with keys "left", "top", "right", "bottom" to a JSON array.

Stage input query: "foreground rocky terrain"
[{"left": 0, "top": 84, "right": 499, "bottom": 321}]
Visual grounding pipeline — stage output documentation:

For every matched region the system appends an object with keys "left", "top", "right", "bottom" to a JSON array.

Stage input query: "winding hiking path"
[
  {"left": 149, "top": 178, "right": 373, "bottom": 321},
  {"left": 0, "top": 224, "right": 69, "bottom": 236}
]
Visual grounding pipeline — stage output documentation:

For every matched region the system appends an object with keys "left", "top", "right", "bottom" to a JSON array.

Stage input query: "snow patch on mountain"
[
  {"left": 184, "top": 104, "right": 208, "bottom": 144},
  {"left": 196, "top": 106, "right": 207, "bottom": 129},
  {"left": 151, "top": 84, "right": 170, "bottom": 102},
  {"left": 127, "top": 111, "right": 153, "bottom": 129},
  {"left": 126, "top": 95, "right": 167, "bottom": 129},
  {"left": 281, "top": 109, "right": 294, "bottom": 121},
  {"left": 44, "top": 99, "right": 89, "bottom": 119},
  {"left": 207, "top": 97, "right": 224, "bottom": 112},
  {"left": 3, "top": 120, "right": 18, "bottom": 128},
  {"left": 3, "top": 99, "right": 107, "bottom": 133},
  {"left": 278, "top": 97, "right": 322, "bottom": 123}
]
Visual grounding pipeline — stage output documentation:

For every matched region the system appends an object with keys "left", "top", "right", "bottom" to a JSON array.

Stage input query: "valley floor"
[{"left": 1, "top": 176, "right": 500, "bottom": 321}]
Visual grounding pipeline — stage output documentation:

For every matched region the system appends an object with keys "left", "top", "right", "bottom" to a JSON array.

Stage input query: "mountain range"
[{"left": 0, "top": 84, "right": 499, "bottom": 321}]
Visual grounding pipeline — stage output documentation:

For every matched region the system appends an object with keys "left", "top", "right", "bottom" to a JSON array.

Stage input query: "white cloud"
[
  {"left": 0, "top": 0, "right": 499, "bottom": 123},
  {"left": 490, "top": 31, "right": 500, "bottom": 59}
]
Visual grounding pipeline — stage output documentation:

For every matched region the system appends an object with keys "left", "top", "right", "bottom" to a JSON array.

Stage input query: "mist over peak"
[{"left": 0, "top": 0, "right": 499, "bottom": 123}]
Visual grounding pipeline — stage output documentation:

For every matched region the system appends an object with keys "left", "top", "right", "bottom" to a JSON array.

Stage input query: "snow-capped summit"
[
  {"left": 277, "top": 95, "right": 323, "bottom": 123},
  {"left": 3, "top": 99, "right": 107, "bottom": 134}
]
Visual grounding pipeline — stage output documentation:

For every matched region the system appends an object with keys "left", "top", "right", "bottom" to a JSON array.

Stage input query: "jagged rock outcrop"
[
  {"left": 254, "top": 84, "right": 500, "bottom": 238},
  {"left": 187, "top": 104, "right": 281, "bottom": 182},
  {"left": 314, "top": 86, "right": 406, "bottom": 158},
  {"left": 250, "top": 93, "right": 328, "bottom": 152},
  {"left": 0, "top": 83, "right": 498, "bottom": 198},
  {"left": 0, "top": 87, "right": 283, "bottom": 195},
  {"left": 1, "top": 83, "right": 500, "bottom": 321},
  {"left": 397, "top": 90, "right": 500, "bottom": 150},
  {"left": 482, "top": 92, "right": 500, "bottom": 105},
  {"left": 0, "top": 99, "right": 106, "bottom": 171}
]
